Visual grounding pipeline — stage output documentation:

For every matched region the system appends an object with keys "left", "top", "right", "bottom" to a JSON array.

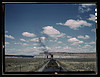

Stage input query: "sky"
[{"left": 5, "top": 4, "right": 96, "bottom": 55}]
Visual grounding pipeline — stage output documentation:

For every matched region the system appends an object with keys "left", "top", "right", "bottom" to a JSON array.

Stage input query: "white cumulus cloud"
[
  {"left": 77, "top": 35, "right": 90, "bottom": 39},
  {"left": 5, "top": 31, "right": 8, "bottom": 33},
  {"left": 40, "top": 36, "right": 47, "bottom": 43},
  {"left": 22, "top": 43, "right": 29, "bottom": 46},
  {"left": 5, "top": 42, "right": 10, "bottom": 45},
  {"left": 83, "top": 44, "right": 92, "bottom": 48},
  {"left": 40, "top": 37, "right": 46, "bottom": 40},
  {"left": 67, "top": 36, "right": 72, "bottom": 38},
  {"left": 57, "top": 41, "right": 63, "bottom": 44},
  {"left": 89, "top": 41, "right": 96, "bottom": 44},
  {"left": 78, "top": 4, "right": 95, "bottom": 13},
  {"left": 14, "top": 42, "right": 22, "bottom": 45},
  {"left": 63, "top": 46, "right": 71, "bottom": 49},
  {"left": 30, "top": 38, "right": 39, "bottom": 42},
  {"left": 68, "top": 37, "right": 83, "bottom": 45},
  {"left": 91, "top": 28, "right": 96, "bottom": 32},
  {"left": 88, "top": 14, "right": 95, "bottom": 21},
  {"left": 22, "top": 32, "right": 35, "bottom": 37},
  {"left": 5, "top": 35, "right": 15, "bottom": 39},
  {"left": 81, "top": 4, "right": 95, "bottom": 7},
  {"left": 14, "top": 42, "right": 28, "bottom": 46},
  {"left": 56, "top": 23, "right": 63, "bottom": 25},
  {"left": 68, "top": 38, "right": 79, "bottom": 42},
  {"left": 56, "top": 19, "right": 92, "bottom": 30},
  {"left": 85, "top": 41, "right": 96, "bottom": 45},
  {"left": 33, "top": 43, "right": 38, "bottom": 46},
  {"left": 42, "top": 26, "right": 65, "bottom": 38},
  {"left": 20, "top": 38, "right": 26, "bottom": 42}
]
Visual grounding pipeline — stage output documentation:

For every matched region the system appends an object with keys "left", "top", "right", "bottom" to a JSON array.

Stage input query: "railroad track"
[{"left": 43, "top": 59, "right": 64, "bottom": 72}]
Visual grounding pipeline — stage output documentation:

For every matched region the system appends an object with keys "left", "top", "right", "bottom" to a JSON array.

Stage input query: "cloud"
[
  {"left": 20, "top": 38, "right": 26, "bottom": 42},
  {"left": 5, "top": 31, "right": 8, "bottom": 33},
  {"left": 81, "top": 4, "right": 95, "bottom": 7},
  {"left": 77, "top": 15, "right": 82, "bottom": 19},
  {"left": 42, "top": 26, "right": 60, "bottom": 35},
  {"left": 89, "top": 41, "right": 96, "bottom": 44},
  {"left": 68, "top": 37, "right": 79, "bottom": 42},
  {"left": 88, "top": 14, "right": 95, "bottom": 21},
  {"left": 14, "top": 42, "right": 22, "bottom": 45},
  {"left": 33, "top": 43, "right": 38, "bottom": 46},
  {"left": 14, "top": 42, "right": 28, "bottom": 46},
  {"left": 77, "top": 35, "right": 90, "bottom": 39},
  {"left": 78, "top": 6, "right": 91, "bottom": 13},
  {"left": 56, "top": 19, "right": 92, "bottom": 30},
  {"left": 47, "top": 46, "right": 72, "bottom": 52},
  {"left": 40, "top": 36, "right": 47, "bottom": 43},
  {"left": 40, "top": 37, "right": 46, "bottom": 40},
  {"left": 5, "top": 44, "right": 95, "bottom": 55},
  {"left": 67, "top": 36, "right": 72, "bottom": 38},
  {"left": 42, "top": 26, "right": 65, "bottom": 38},
  {"left": 83, "top": 44, "right": 92, "bottom": 48},
  {"left": 57, "top": 41, "right": 63, "bottom": 44},
  {"left": 5, "top": 35, "right": 15, "bottom": 39},
  {"left": 22, "top": 43, "right": 29, "bottom": 46},
  {"left": 68, "top": 37, "right": 83, "bottom": 45},
  {"left": 5, "top": 42, "right": 10, "bottom": 45},
  {"left": 63, "top": 46, "right": 71, "bottom": 49},
  {"left": 30, "top": 38, "right": 39, "bottom": 42},
  {"left": 55, "top": 46, "right": 62, "bottom": 49},
  {"left": 22, "top": 32, "right": 35, "bottom": 37},
  {"left": 56, "top": 23, "right": 63, "bottom": 25},
  {"left": 91, "top": 28, "right": 96, "bottom": 32},
  {"left": 30, "top": 37, "right": 47, "bottom": 43},
  {"left": 49, "top": 39, "right": 57, "bottom": 43},
  {"left": 5, "top": 47, "right": 41, "bottom": 55},
  {"left": 85, "top": 41, "right": 96, "bottom": 45},
  {"left": 78, "top": 4, "right": 95, "bottom": 13}
]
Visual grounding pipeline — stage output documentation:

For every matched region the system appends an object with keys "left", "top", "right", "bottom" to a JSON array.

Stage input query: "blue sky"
[{"left": 5, "top": 4, "right": 96, "bottom": 55}]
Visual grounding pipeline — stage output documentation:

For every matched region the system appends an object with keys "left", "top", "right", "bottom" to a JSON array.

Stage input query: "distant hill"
[
  {"left": 5, "top": 55, "right": 34, "bottom": 58},
  {"left": 39, "top": 52, "right": 96, "bottom": 58}
]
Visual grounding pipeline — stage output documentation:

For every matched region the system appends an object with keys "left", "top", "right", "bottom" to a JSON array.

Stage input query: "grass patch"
[
  {"left": 57, "top": 59, "right": 96, "bottom": 71},
  {"left": 5, "top": 57, "right": 49, "bottom": 72}
]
